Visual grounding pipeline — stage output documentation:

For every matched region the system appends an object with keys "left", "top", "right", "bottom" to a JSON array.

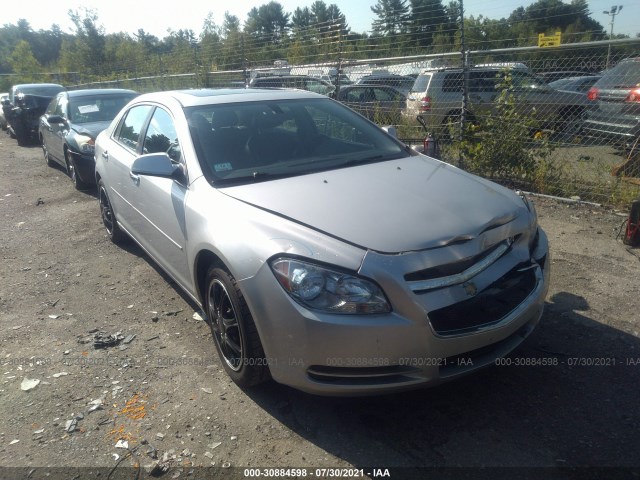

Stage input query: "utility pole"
[{"left": 603, "top": 5, "right": 623, "bottom": 69}]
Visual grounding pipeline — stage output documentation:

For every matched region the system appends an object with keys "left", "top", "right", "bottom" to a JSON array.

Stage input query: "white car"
[
  {"left": 95, "top": 88, "right": 550, "bottom": 395},
  {"left": 0, "top": 93, "right": 9, "bottom": 130}
]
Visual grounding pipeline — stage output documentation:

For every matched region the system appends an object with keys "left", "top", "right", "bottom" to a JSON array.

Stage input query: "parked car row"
[
  {"left": 40, "top": 88, "right": 138, "bottom": 189},
  {"left": 3, "top": 80, "right": 551, "bottom": 396},
  {"left": 405, "top": 65, "right": 592, "bottom": 138},
  {"left": 1, "top": 84, "right": 138, "bottom": 190},
  {"left": 245, "top": 65, "right": 638, "bottom": 146}
]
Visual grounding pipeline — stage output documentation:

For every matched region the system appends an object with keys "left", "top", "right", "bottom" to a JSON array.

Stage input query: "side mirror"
[
  {"left": 381, "top": 126, "right": 397, "bottom": 138},
  {"left": 46, "top": 115, "right": 66, "bottom": 124},
  {"left": 131, "top": 153, "right": 182, "bottom": 180}
]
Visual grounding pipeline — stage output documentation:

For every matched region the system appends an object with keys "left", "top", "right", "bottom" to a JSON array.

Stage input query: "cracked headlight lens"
[{"left": 76, "top": 135, "right": 95, "bottom": 154}]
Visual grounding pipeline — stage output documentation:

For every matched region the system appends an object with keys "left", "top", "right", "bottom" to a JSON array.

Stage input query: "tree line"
[{"left": 0, "top": 0, "right": 625, "bottom": 89}]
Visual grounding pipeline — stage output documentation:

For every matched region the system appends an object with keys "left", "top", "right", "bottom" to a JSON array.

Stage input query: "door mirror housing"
[
  {"left": 46, "top": 115, "right": 66, "bottom": 124},
  {"left": 131, "top": 153, "right": 183, "bottom": 180}
]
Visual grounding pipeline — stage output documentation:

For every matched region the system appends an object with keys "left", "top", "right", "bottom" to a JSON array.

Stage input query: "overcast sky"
[{"left": 4, "top": 0, "right": 637, "bottom": 38}]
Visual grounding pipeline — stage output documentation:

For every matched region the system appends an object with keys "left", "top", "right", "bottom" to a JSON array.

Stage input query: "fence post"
[{"left": 458, "top": 0, "right": 468, "bottom": 170}]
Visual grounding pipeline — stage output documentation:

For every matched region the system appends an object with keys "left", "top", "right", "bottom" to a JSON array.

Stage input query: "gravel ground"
[{"left": 0, "top": 132, "right": 639, "bottom": 480}]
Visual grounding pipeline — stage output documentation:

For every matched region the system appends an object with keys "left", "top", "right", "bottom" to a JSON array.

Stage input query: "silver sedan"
[{"left": 94, "top": 89, "right": 550, "bottom": 395}]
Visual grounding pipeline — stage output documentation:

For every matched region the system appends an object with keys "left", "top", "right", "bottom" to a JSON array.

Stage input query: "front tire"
[
  {"left": 205, "top": 266, "right": 269, "bottom": 388},
  {"left": 98, "top": 180, "right": 125, "bottom": 244},
  {"left": 66, "top": 150, "right": 88, "bottom": 190},
  {"left": 15, "top": 123, "right": 28, "bottom": 146},
  {"left": 42, "top": 137, "right": 55, "bottom": 167}
]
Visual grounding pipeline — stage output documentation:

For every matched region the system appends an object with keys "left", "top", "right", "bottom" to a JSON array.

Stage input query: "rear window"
[
  {"left": 17, "top": 85, "right": 64, "bottom": 97},
  {"left": 411, "top": 73, "right": 433, "bottom": 93},
  {"left": 596, "top": 59, "right": 640, "bottom": 90}
]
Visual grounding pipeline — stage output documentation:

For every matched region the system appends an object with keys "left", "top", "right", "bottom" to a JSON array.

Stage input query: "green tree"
[
  {"left": 409, "top": 0, "right": 447, "bottom": 49},
  {"left": 371, "top": 0, "right": 410, "bottom": 36},
  {"left": 291, "top": 7, "right": 313, "bottom": 30},
  {"left": 9, "top": 40, "right": 41, "bottom": 77},
  {"left": 245, "top": 1, "right": 290, "bottom": 45},
  {"left": 68, "top": 8, "right": 106, "bottom": 74},
  {"left": 219, "top": 13, "right": 243, "bottom": 70},
  {"left": 200, "top": 13, "right": 222, "bottom": 70}
]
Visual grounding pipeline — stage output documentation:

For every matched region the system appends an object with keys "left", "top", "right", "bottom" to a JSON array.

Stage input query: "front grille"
[
  {"left": 404, "top": 241, "right": 505, "bottom": 282},
  {"left": 405, "top": 238, "right": 515, "bottom": 293},
  {"left": 428, "top": 262, "right": 537, "bottom": 335},
  {"left": 439, "top": 320, "right": 537, "bottom": 378}
]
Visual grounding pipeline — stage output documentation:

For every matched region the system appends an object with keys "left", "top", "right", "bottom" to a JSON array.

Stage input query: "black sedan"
[{"left": 39, "top": 89, "right": 138, "bottom": 189}]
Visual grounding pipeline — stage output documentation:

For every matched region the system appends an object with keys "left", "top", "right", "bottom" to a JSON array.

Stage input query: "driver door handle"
[
  {"left": 101, "top": 150, "right": 109, "bottom": 160},
  {"left": 129, "top": 172, "right": 140, "bottom": 185}
]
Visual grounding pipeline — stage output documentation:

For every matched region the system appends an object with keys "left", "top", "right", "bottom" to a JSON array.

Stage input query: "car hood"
[
  {"left": 71, "top": 121, "right": 112, "bottom": 139},
  {"left": 220, "top": 156, "right": 527, "bottom": 253}
]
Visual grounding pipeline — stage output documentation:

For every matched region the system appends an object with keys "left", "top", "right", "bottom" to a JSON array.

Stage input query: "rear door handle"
[{"left": 101, "top": 150, "right": 109, "bottom": 159}]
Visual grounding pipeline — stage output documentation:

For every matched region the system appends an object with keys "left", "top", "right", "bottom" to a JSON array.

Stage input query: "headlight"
[
  {"left": 517, "top": 191, "right": 540, "bottom": 252},
  {"left": 270, "top": 258, "right": 391, "bottom": 314},
  {"left": 76, "top": 135, "right": 95, "bottom": 154},
  {"left": 517, "top": 191, "right": 537, "bottom": 224}
]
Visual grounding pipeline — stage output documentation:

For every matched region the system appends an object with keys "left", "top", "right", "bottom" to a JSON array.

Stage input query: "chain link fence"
[{"left": 4, "top": 37, "right": 639, "bottom": 205}]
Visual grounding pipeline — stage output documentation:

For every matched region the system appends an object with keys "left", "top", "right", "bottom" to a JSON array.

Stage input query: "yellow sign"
[{"left": 538, "top": 32, "right": 562, "bottom": 48}]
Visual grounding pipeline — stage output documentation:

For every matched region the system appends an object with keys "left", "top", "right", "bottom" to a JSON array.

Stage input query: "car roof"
[
  {"left": 132, "top": 88, "right": 325, "bottom": 108},
  {"left": 13, "top": 83, "right": 64, "bottom": 89},
  {"left": 252, "top": 75, "right": 332, "bottom": 83},
  {"left": 65, "top": 88, "right": 138, "bottom": 97},
  {"left": 342, "top": 84, "right": 401, "bottom": 89},
  {"left": 359, "top": 73, "right": 413, "bottom": 79}
]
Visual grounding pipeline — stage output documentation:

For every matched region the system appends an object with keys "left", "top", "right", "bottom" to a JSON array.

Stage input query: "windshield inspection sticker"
[
  {"left": 214, "top": 163, "right": 233, "bottom": 172},
  {"left": 78, "top": 104, "right": 100, "bottom": 113}
]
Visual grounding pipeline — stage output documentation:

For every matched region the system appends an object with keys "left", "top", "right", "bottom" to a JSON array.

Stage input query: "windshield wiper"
[{"left": 215, "top": 171, "right": 293, "bottom": 185}]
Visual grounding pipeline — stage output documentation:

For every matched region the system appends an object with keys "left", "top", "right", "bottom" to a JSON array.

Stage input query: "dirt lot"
[{"left": 0, "top": 132, "right": 639, "bottom": 480}]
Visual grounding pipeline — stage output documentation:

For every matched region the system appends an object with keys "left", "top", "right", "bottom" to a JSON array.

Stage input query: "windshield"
[
  {"left": 69, "top": 94, "right": 136, "bottom": 123},
  {"left": 186, "top": 98, "right": 409, "bottom": 185}
]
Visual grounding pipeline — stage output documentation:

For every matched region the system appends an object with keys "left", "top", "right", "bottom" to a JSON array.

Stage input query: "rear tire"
[
  {"left": 623, "top": 199, "right": 640, "bottom": 247},
  {"left": 205, "top": 266, "right": 269, "bottom": 388},
  {"left": 557, "top": 107, "right": 585, "bottom": 136}
]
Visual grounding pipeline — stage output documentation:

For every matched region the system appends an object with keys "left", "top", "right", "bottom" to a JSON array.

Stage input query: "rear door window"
[{"left": 442, "top": 73, "right": 464, "bottom": 92}]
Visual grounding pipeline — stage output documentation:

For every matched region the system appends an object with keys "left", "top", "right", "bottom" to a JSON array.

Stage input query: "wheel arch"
[{"left": 194, "top": 249, "right": 226, "bottom": 306}]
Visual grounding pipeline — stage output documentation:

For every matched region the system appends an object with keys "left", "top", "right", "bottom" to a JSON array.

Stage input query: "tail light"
[
  {"left": 625, "top": 88, "right": 640, "bottom": 103},
  {"left": 587, "top": 87, "right": 598, "bottom": 101},
  {"left": 419, "top": 96, "right": 432, "bottom": 112}
]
